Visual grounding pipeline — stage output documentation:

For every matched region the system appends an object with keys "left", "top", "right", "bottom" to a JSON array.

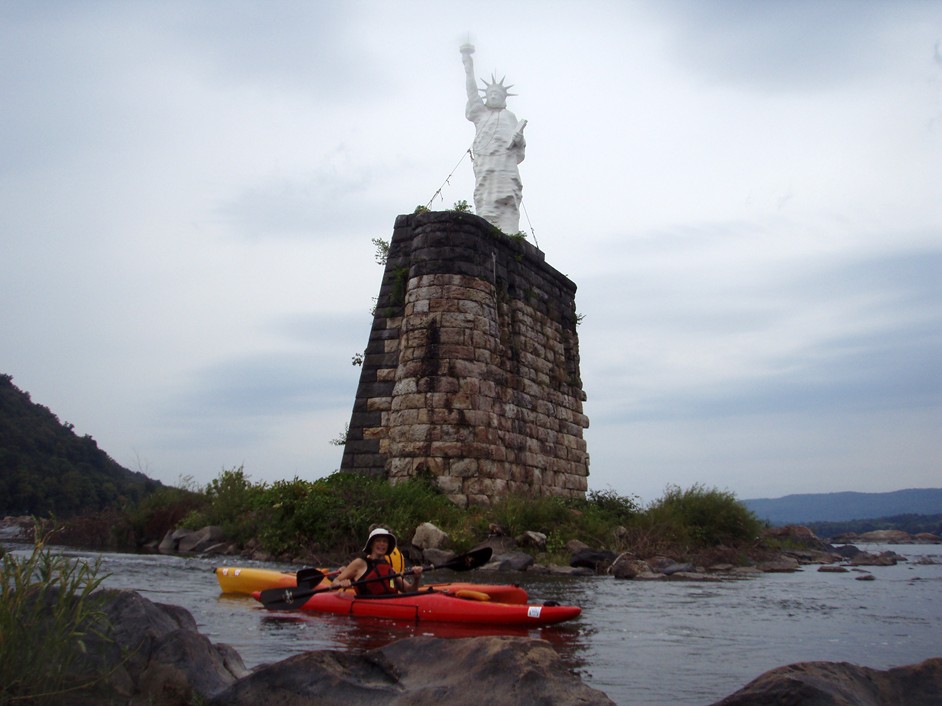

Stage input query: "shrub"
[
  {"left": 640, "top": 484, "right": 762, "bottom": 551},
  {"left": 180, "top": 465, "right": 263, "bottom": 543}
]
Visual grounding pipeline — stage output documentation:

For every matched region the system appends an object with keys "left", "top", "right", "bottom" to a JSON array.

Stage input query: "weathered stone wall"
[{"left": 341, "top": 211, "right": 589, "bottom": 506}]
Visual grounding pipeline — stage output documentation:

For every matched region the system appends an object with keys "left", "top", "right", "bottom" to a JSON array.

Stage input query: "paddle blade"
[
  {"left": 438, "top": 546, "right": 492, "bottom": 572},
  {"left": 259, "top": 585, "right": 316, "bottom": 610},
  {"left": 296, "top": 568, "right": 328, "bottom": 589}
]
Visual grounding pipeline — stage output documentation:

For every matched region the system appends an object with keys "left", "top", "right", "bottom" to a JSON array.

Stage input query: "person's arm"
[
  {"left": 396, "top": 565, "right": 423, "bottom": 592},
  {"left": 332, "top": 558, "right": 365, "bottom": 588}
]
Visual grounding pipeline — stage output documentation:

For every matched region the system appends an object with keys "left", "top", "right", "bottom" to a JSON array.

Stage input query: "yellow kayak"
[{"left": 214, "top": 566, "right": 301, "bottom": 594}]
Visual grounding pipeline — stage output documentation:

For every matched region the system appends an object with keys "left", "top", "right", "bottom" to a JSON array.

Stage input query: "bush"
[
  {"left": 0, "top": 530, "right": 110, "bottom": 705},
  {"left": 639, "top": 484, "right": 762, "bottom": 551},
  {"left": 180, "top": 466, "right": 262, "bottom": 543}
]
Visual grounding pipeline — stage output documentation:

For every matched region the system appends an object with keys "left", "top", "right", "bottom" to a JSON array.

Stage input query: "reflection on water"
[{"left": 5, "top": 543, "right": 940, "bottom": 705}]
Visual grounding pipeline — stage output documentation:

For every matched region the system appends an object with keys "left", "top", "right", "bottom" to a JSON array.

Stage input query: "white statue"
[{"left": 460, "top": 43, "right": 527, "bottom": 234}]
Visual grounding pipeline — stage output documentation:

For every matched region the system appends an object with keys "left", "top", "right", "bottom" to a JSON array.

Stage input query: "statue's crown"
[{"left": 479, "top": 74, "right": 516, "bottom": 98}]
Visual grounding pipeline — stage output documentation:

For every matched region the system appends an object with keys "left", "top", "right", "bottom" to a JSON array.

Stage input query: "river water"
[{"left": 8, "top": 543, "right": 941, "bottom": 705}]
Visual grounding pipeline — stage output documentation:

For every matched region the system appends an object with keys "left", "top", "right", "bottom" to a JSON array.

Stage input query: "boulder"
[
  {"left": 764, "top": 524, "right": 824, "bottom": 547},
  {"left": 610, "top": 553, "right": 649, "bottom": 580},
  {"left": 645, "top": 555, "right": 677, "bottom": 572},
  {"left": 857, "top": 529, "right": 911, "bottom": 543},
  {"left": 784, "top": 549, "right": 841, "bottom": 565},
  {"left": 710, "top": 657, "right": 942, "bottom": 706},
  {"left": 421, "top": 547, "right": 456, "bottom": 566},
  {"left": 177, "top": 526, "right": 226, "bottom": 553},
  {"left": 481, "top": 551, "right": 535, "bottom": 572},
  {"left": 565, "top": 538, "right": 590, "bottom": 554},
  {"left": 707, "top": 563, "right": 735, "bottom": 573},
  {"left": 514, "top": 530, "right": 547, "bottom": 551},
  {"left": 634, "top": 571, "right": 669, "bottom": 581},
  {"left": 849, "top": 551, "right": 900, "bottom": 566},
  {"left": 0, "top": 515, "right": 31, "bottom": 540},
  {"left": 412, "top": 522, "right": 449, "bottom": 550},
  {"left": 35, "top": 588, "right": 247, "bottom": 706},
  {"left": 473, "top": 535, "right": 519, "bottom": 555},
  {"left": 757, "top": 556, "right": 801, "bottom": 573},
  {"left": 532, "top": 564, "right": 595, "bottom": 576},
  {"left": 662, "top": 562, "right": 695, "bottom": 575},
  {"left": 666, "top": 572, "right": 718, "bottom": 582},
  {"left": 157, "top": 530, "right": 177, "bottom": 554},
  {"left": 570, "top": 548, "right": 617, "bottom": 572},
  {"left": 832, "top": 544, "right": 862, "bottom": 559},
  {"left": 208, "top": 636, "right": 615, "bottom": 706}
]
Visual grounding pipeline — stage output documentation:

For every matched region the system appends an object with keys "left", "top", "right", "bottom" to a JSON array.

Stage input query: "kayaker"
[{"left": 331, "top": 527, "right": 422, "bottom": 595}]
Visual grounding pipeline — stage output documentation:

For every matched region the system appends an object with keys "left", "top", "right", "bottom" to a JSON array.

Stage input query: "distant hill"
[
  {"left": 0, "top": 374, "right": 162, "bottom": 518},
  {"left": 743, "top": 488, "right": 942, "bottom": 526}
]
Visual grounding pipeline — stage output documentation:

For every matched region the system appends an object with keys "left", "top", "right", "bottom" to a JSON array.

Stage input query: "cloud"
[
  {"left": 1, "top": 1, "right": 940, "bottom": 501},
  {"left": 642, "top": 1, "right": 936, "bottom": 90}
]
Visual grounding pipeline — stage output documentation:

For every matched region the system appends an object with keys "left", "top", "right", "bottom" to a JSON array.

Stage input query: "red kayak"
[
  {"left": 252, "top": 587, "right": 581, "bottom": 627},
  {"left": 215, "top": 566, "right": 529, "bottom": 604}
]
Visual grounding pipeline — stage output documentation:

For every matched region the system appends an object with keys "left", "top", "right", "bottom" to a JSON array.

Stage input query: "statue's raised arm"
[
  {"left": 460, "top": 44, "right": 481, "bottom": 111},
  {"left": 458, "top": 43, "right": 526, "bottom": 235}
]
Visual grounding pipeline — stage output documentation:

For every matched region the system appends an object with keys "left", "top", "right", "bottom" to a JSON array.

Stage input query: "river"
[{"left": 8, "top": 543, "right": 941, "bottom": 705}]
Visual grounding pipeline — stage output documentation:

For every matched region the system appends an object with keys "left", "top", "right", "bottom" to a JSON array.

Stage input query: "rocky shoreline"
[
  {"left": 4, "top": 515, "right": 939, "bottom": 583},
  {"left": 151, "top": 520, "right": 941, "bottom": 583}
]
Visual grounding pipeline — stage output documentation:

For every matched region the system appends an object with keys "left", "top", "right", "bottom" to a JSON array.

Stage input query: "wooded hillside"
[{"left": 0, "top": 374, "right": 161, "bottom": 518}]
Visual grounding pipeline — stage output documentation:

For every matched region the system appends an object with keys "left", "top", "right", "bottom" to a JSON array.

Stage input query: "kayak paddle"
[
  {"left": 296, "top": 567, "right": 337, "bottom": 588},
  {"left": 259, "top": 546, "right": 493, "bottom": 610}
]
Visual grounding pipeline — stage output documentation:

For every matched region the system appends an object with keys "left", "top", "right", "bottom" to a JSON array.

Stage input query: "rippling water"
[{"left": 9, "top": 543, "right": 941, "bottom": 705}]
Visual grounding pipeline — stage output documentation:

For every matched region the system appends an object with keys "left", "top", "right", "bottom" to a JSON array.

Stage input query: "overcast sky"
[{"left": 2, "top": 1, "right": 940, "bottom": 504}]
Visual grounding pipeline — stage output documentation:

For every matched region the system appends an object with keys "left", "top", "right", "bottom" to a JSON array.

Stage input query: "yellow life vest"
[{"left": 386, "top": 546, "right": 405, "bottom": 574}]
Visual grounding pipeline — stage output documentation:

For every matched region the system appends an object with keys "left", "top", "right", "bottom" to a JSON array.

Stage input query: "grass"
[{"left": 0, "top": 528, "right": 110, "bottom": 705}]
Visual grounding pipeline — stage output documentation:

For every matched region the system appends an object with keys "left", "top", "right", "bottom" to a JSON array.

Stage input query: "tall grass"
[{"left": 0, "top": 529, "right": 109, "bottom": 705}]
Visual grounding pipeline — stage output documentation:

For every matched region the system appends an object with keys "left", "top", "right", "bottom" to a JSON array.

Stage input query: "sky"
[{"left": 2, "top": 1, "right": 940, "bottom": 505}]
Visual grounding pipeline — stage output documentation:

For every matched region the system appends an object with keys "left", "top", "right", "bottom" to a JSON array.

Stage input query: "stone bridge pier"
[{"left": 341, "top": 211, "right": 589, "bottom": 506}]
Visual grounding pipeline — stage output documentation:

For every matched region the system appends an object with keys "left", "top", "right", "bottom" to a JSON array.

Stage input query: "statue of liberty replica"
[{"left": 460, "top": 43, "right": 527, "bottom": 234}]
